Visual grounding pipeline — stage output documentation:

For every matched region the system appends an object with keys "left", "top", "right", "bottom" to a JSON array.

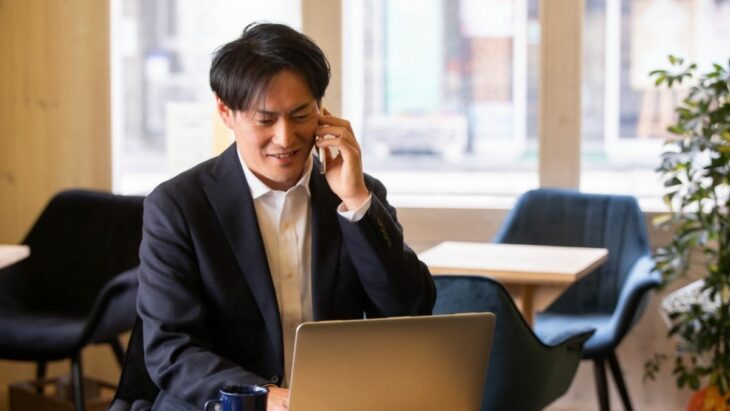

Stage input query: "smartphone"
[
  {"left": 318, "top": 134, "right": 337, "bottom": 174},
  {"left": 319, "top": 145, "right": 327, "bottom": 174}
]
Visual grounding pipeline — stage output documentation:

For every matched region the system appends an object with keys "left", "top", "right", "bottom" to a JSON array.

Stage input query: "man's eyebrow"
[
  {"left": 254, "top": 108, "right": 278, "bottom": 116},
  {"left": 289, "top": 102, "right": 316, "bottom": 114},
  {"left": 254, "top": 102, "right": 315, "bottom": 116}
]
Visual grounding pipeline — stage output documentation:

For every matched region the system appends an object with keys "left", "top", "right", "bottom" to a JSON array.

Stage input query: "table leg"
[{"left": 520, "top": 284, "right": 535, "bottom": 326}]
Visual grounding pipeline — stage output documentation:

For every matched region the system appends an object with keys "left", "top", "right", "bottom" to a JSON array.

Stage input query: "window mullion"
[
  {"left": 539, "top": 0, "right": 583, "bottom": 189},
  {"left": 302, "top": 0, "right": 343, "bottom": 115}
]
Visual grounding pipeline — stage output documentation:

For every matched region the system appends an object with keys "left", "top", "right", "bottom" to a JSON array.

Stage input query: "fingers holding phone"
[
  {"left": 317, "top": 134, "right": 337, "bottom": 175},
  {"left": 315, "top": 108, "right": 369, "bottom": 210}
]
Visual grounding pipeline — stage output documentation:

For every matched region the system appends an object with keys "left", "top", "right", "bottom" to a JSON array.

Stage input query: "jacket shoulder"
[{"left": 147, "top": 156, "right": 218, "bottom": 206}]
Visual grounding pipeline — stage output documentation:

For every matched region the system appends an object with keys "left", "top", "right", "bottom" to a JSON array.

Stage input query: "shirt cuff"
[{"left": 337, "top": 193, "right": 372, "bottom": 222}]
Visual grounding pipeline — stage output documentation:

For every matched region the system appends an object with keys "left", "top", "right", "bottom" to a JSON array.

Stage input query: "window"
[
  {"left": 112, "top": 0, "right": 729, "bottom": 210},
  {"left": 580, "top": 0, "right": 730, "bottom": 206},
  {"left": 343, "top": 0, "right": 540, "bottom": 206},
  {"left": 111, "top": 0, "right": 301, "bottom": 194}
]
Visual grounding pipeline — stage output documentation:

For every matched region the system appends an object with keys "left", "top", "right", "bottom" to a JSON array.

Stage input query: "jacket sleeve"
[
  {"left": 137, "top": 186, "right": 270, "bottom": 409},
  {"left": 337, "top": 177, "right": 436, "bottom": 317}
]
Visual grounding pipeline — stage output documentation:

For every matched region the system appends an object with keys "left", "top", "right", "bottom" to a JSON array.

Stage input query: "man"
[{"left": 137, "top": 23, "right": 435, "bottom": 411}]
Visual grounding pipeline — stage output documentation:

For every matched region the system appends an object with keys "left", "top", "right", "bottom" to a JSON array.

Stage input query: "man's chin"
[{"left": 265, "top": 165, "right": 308, "bottom": 190}]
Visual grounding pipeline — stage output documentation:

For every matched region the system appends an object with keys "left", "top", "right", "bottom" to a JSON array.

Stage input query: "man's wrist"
[
  {"left": 338, "top": 193, "right": 372, "bottom": 222},
  {"left": 341, "top": 191, "right": 370, "bottom": 211}
]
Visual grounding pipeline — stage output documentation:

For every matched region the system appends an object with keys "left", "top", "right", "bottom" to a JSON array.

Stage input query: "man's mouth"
[{"left": 268, "top": 150, "right": 298, "bottom": 159}]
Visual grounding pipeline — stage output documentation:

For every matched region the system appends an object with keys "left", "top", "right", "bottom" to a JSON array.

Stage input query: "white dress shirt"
[{"left": 238, "top": 151, "right": 371, "bottom": 386}]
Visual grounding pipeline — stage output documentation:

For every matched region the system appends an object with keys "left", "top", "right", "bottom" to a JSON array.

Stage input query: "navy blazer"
[{"left": 137, "top": 144, "right": 435, "bottom": 410}]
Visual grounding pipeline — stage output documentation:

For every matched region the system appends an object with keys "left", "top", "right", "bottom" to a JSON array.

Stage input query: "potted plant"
[{"left": 645, "top": 56, "right": 730, "bottom": 409}]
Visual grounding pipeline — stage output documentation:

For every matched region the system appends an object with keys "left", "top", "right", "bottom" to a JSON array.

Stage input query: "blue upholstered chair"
[
  {"left": 433, "top": 275, "right": 594, "bottom": 411},
  {"left": 493, "top": 188, "right": 662, "bottom": 411}
]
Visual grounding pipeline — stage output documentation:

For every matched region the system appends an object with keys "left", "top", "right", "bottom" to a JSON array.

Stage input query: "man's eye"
[
  {"left": 292, "top": 111, "right": 312, "bottom": 121},
  {"left": 256, "top": 119, "right": 274, "bottom": 126}
]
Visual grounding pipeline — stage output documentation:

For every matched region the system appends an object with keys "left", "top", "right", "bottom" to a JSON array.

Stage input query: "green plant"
[{"left": 645, "top": 55, "right": 730, "bottom": 394}]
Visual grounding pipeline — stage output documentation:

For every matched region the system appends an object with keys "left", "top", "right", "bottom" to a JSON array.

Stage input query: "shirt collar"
[{"left": 237, "top": 148, "right": 313, "bottom": 200}]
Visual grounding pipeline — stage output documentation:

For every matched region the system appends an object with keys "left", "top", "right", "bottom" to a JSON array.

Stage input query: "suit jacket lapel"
[
  {"left": 309, "top": 168, "right": 342, "bottom": 320},
  {"left": 203, "top": 144, "right": 283, "bottom": 369}
]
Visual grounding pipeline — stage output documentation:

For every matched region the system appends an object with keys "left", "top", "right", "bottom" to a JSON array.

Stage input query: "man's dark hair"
[{"left": 210, "top": 22, "right": 330, "bottom": 112}]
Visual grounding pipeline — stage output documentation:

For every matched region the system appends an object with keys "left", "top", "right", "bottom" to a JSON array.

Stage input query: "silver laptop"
[{"left": 288, "top": 313, "right": 495, "bottom": 411}]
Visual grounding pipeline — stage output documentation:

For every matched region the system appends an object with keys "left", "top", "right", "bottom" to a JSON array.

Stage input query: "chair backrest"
[
  {"left": 111, "top": 318, "right": 159, "bottom": 409},
  {"left": 3, "top": 190, "right": 144, "bottom": 315},
  {"left": 493, "top": 188, "right": 650, "bottom": 314},
  {"left": 433, "top": 275, "right": 590, "bottom": 411},
  {"left": 82, "top": 267, "right": 140, "bottom": 345}
]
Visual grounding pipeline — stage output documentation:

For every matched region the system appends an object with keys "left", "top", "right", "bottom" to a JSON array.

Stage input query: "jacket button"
[{"left": 270, "top": 375, "right": 280, "bottom": 384}]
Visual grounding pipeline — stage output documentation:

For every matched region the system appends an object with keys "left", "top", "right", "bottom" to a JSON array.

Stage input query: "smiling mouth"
[{"left": 268, "top": 150, "right": 298, "bottom": 159}]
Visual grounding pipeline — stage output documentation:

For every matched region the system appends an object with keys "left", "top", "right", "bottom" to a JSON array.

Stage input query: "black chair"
[
  {"left": 109, "top": 318, "right": 158, "bottom": 411},
  {"left": 433, "top": 275, "right": 594, "bottom": 411},
  {"left": 494, "top": 188, "right": 662, "bottom": 411},
  {"left": 0, "top": 189, "right": 144, "bottom": 411}
]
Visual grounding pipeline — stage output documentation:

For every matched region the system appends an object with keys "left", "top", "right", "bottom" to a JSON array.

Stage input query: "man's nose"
[{"left": 272, "top": 119, "right": 296, "bottom": 148}]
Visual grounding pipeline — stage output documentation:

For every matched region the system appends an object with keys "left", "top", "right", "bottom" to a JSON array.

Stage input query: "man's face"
[{"left": 217, "top": 69, "right": 319, "bottom": 191}]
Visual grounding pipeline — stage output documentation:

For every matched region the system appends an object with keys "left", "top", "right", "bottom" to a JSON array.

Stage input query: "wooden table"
[
  {"left": 0, "top": 245, "right": 30, "bottom": 269},
  {"left": 419, "top": 241, "right": 608, "bottom": 324}
]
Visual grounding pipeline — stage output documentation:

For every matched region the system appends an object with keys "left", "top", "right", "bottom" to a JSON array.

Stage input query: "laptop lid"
[{"left": 288, "top": 313, "right": 495, "bottom": 411}]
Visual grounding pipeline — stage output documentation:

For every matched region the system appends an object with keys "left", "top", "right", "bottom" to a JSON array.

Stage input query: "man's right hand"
[{"left": 267, "top": 386, "right": 290, "bottom": 410}]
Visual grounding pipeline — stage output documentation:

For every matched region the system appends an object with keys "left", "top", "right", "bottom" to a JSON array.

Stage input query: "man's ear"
[{"left": 215, "top": 96, "right": 235, "bottom": 129}]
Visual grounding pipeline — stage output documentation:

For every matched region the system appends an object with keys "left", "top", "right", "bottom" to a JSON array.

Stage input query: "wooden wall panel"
[
  {"left": 0, "top": 1, "right": 113, "bottom": 410},
  {"left": 0, "top": 0, "right": 111, "bottom": 244}
]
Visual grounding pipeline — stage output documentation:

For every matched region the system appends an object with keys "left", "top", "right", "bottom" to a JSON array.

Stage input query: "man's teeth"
[{"left": 270, "top": 152, "right": 295, "bottom": 159}]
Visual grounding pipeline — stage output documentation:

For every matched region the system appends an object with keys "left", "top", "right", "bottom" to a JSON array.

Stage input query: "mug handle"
[{"left": 203, "top": 400, "right": 222, "bottom": 411}]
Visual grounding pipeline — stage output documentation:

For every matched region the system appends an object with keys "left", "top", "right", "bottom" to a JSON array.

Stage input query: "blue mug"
[{"left": 203, "top": 385, "right": 268, "bottom": 411}]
